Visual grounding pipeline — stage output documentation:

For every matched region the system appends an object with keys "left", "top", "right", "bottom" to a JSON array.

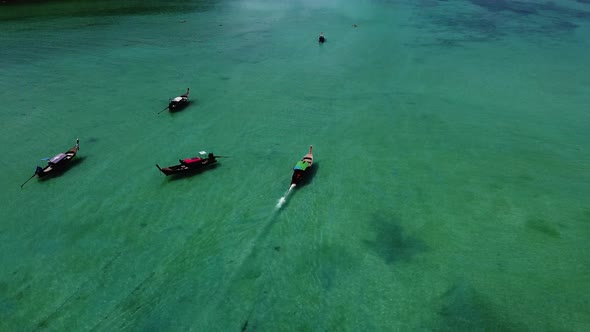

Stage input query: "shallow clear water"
[{"left": 1, "top": 0, "right": 589, "bottom": 330}]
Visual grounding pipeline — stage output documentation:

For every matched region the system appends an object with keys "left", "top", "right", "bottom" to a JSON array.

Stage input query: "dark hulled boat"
[
  {"left": 168, "top": 87, "right": 190, "bottom": 111},
  {"left": 21, "top": 139, "right": 80, "bottom": 188},
  {"left": 291, "top": 145, "right": 314, "bottom": 186},
  {"left": 156, "top": 151, "right": 217, "bottom": 176}
]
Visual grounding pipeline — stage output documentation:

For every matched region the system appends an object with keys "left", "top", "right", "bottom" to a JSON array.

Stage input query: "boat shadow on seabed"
[
  {"left": 168, "top": 100, "right": 197, "bottom": 115},
  {"left": 160, "top": 163, "right": 220, "bottom": 182}
]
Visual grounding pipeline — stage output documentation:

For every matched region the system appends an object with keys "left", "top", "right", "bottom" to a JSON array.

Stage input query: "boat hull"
[
  {"left": 291, "top": 169, "right": 308, "bottom": 185},
  {"left": 38, "top": 140, "right": 80, "bottom": 178},
  {"left": 169, "top": 99, "right": 189, "bottom": 111},
  {"left": 156, "top": 160, "right": 217, "bottom": 176}
]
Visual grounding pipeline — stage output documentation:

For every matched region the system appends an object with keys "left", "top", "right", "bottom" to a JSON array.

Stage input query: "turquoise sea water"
[{"left": 1, "top": 0, "right": 590, "bottom": 330}]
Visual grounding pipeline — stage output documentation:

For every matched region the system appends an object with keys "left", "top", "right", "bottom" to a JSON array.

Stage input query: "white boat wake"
[{"left": 276, "top": 184, "right": 296, "bottom": 209}]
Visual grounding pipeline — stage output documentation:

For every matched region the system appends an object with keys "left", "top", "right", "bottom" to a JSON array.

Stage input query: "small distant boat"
[
  {"left": 318, "top": 32, "right": 326, "bottom": 43},
  {"left": 20, "top": 139, "right": 80, "bottom": 188},
  {"left": 156, "top": 151, "right": 218, "bottom": 176},
  {"left": 291, "top": 145, "right": 313, "bottom": 185}
]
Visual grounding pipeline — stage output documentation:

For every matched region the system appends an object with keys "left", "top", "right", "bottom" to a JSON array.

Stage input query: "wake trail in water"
[{"left": 276, "top": 184, "right": 296, "bottom": 209}]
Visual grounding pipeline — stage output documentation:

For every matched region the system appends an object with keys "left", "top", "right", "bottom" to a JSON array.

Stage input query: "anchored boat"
[
  {"left": 169, "top": 87, "right": 190, "bottom": 111},
  {"left": 158, "top": 88, "right": 190, "bottom": 114},
  {"left": 20, "top": 139, "right": 80, "bottom": 188},
  {"left": 156, "top": 151, "right": 218, "bottom": 176}
]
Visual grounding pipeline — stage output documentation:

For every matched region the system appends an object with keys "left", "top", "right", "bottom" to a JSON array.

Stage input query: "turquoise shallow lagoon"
[{"left": 1, "top": 0, "right": 589, "bottom": 330}]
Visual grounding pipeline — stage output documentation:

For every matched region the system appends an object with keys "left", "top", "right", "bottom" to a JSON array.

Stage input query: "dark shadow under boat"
[
  {"left": 302, "top": 161, "right": 319, "bottom": 185},
  {"left": 168, "top": 100, "right": 190, "bottom": 113},
  {"left": 160, "top": 163, "right": 219, "bottom": 181},
  {"left": 37, "top": 156, "right": 86, "bottom": 181}
]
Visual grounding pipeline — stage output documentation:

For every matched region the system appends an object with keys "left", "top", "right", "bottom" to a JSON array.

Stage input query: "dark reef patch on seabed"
[
  {"left": 469, "top": 0, "right": 590, "bottom": 17},
  {"left": 411, "top": 0, "right": 589, "bottom": 46},
  {"left": 525, "top": 218, "right": 561, "bottom": 238},
  {"left": 469, "top": 0, "right": 537, "bottom": 14},
  {"left": 316, "top": 243, "right": 359, "bottom": 291},
  {"left": 362, "top": 213, "right": 427, "bottom": 265},
  {"left": 438, "top": 279, "right": 526, "bottom": 331},
  {"left": 0, "top": 0, "right": 219, "bottom": 21}
]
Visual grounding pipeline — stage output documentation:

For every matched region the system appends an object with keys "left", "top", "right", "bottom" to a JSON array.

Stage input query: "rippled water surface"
[{"left": 1, "top": 0, "right": 589, "bottom": 330}]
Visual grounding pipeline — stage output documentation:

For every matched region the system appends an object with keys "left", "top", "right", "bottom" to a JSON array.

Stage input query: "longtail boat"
[
  {"left": 169, "top": 87, "right": 190, "bottom": 111},
  {"left": 20, "top": 139, "right": 80, "bottom": 188},
  {"left": 276, "top": 146, "right": 314, "bottom": 208},
  {"left": 157, "top": 88, "right": 190, "bottom": 114},
  {"left": 291, "top": 145, "right": 314, "bottom": 186},
  {"left": 156, "top": 151, "right": 218, "bottom": 176}
]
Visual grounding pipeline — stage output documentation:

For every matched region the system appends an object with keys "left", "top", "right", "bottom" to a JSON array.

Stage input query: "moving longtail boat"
[
  {"left": 291, "top": 145, "right": 314, "bottom": 186},
  {"left": 156, "top": 151, "right": 218, "bottom": 176},
  {"left": 276, "top": 146, "right": 315, "bottom": 208},
  {"left": 20, "top": 139, "right": 80, "bottom": 188}
]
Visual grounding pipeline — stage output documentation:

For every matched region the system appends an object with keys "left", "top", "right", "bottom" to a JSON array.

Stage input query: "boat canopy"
[
  {"left": 294, "top": 160, "right": 309, "bottom": 171},
  {"left": 172, "top": 97, "right": 183, "bottom": 102},
  {"left": 49, "top": 153, "right": 67, "bottom": 164},
  {"left": 182, "top": 151, "right": 208, "bottom": 164},
  {"left": 182, "top": 157, "right": 202, "bottom": 164}
]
